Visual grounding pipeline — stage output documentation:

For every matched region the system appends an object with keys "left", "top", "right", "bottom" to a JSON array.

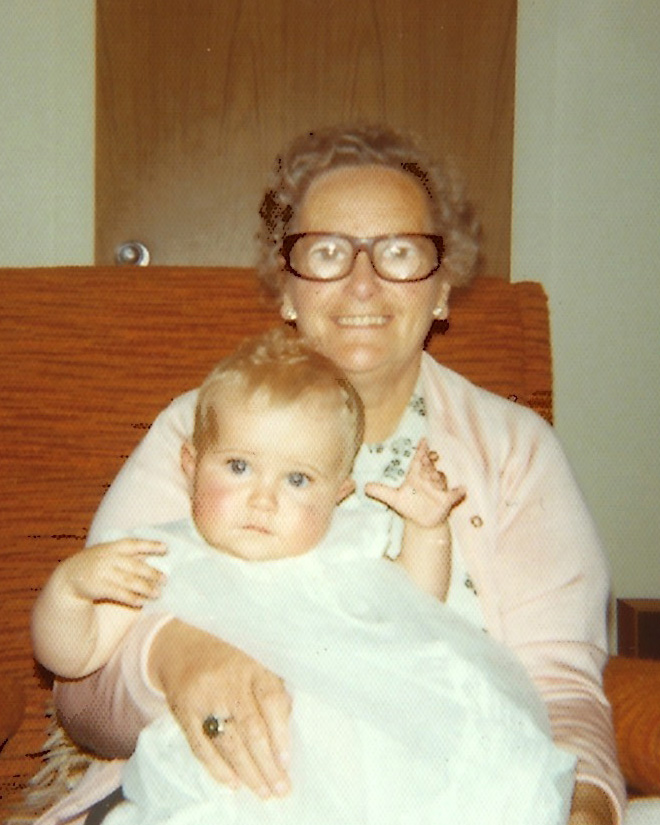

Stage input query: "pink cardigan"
[{"left": 49, "top": 354, "right": 626, "bottom": 825}]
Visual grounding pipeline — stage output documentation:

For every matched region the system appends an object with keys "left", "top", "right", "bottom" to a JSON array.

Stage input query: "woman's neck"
[{"left": 350, "top": 359, "right": 422, "bottom": 444}]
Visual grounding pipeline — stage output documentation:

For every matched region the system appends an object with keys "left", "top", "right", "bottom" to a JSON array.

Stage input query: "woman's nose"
[{"left": 344, "top": 250, "right": 381, "bottom": 299}]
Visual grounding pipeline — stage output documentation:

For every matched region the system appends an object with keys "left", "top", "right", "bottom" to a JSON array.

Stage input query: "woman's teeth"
[{"left": 336, "top": 315, "right": 387, "bottom": 327}]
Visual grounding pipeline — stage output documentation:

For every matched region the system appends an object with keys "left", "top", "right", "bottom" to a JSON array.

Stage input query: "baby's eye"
[
  {"left": 228, "top": 459, "right": 249, "bottom": 475},
  {"left": 288, "top": 472, "right": 311, "bottom": 488}
]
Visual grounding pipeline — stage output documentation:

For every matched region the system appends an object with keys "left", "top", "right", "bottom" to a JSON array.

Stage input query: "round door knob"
[{"left": 115, "top": 241, "right": 151, "bottom": 266}]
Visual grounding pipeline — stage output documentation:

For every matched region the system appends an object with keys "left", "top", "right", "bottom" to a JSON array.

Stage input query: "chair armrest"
[
  {"left": 0, "top": 674, "right": 25, "bottom": 750},
  {"left": 604, "top": 655, "right": 660, "bottom": 795}
]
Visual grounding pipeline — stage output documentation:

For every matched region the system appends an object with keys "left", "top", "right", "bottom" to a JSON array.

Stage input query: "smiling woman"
[
  {"left": 44, "top": 124, "right": 624, "bottom": 825},
  {"left": 278, "top": 164, "right": 453, "bottom": 442}
]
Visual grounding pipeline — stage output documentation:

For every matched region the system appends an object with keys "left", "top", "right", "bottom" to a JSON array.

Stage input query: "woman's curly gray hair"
[{"left": 257, "top": 124, "right": 480, "bottom": 297}]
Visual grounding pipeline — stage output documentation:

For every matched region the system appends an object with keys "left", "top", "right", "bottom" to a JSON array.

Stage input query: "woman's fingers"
[
  {"left": 181, "top": 709, "right": 241, "bottom": 789},
  {"left": 250, "top": 671, "right": 292, "bottom": 791},
  {"left": 210, "top": 673, "right": 291, "bottom": 797},
  {"left": 151, "top": 621, "right": 292, "bottom": 797},
  {"left": 213, "top": 712, "right": 285, "bottom": 798}
]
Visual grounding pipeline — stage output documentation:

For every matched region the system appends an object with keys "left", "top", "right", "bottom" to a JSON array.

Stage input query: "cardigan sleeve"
[
  {"left": 54, "top": 392, "right": 198, "bottom": 756},
  {"left": 491, "top": 407, "right": 626, "bottom": 822},
  {"left": 87, "top": 390, "right": 198, "bottom": 544}
]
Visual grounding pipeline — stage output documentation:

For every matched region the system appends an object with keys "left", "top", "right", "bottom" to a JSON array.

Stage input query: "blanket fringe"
[{"left": 5, "top": 704, "right": 93, "bottom": 825}]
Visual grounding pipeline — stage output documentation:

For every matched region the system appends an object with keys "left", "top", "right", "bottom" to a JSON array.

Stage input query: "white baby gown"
[{"left": 104, "top": 510, "right": 576, "bottom": 825}]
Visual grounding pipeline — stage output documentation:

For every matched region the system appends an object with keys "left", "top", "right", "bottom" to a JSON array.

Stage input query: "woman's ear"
[
  {"left": 433, "top": 282, "right": 452, "bottom": 320},
  {"left": 181, "top": 442, "right": 197, "bottom": 487}
]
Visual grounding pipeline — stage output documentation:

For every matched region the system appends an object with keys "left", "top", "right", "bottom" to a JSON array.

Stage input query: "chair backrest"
[{"left": 0, "top": 266, "right": 552, "bottom": 808}]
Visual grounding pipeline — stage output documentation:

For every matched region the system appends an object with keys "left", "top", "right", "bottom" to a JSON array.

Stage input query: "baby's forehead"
[
  {"left": 211, "top": 390, "right": 355, "bottom": 458},
  {"left": 213, "top": 383, "right": 345, "bottom": 419}
]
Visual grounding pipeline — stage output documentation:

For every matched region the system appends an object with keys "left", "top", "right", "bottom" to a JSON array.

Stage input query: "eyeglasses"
[{"left": 281, "top": 233, "right": 444, "bottom": 283}]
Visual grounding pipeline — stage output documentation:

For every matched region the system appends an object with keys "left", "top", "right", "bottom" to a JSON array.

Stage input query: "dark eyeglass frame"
[{"left": 281, "top": 232, "right": 444, "bottom": 283}]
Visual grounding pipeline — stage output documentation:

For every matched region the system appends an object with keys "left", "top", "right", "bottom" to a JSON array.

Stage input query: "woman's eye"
[
  {"left": 312, "top": 242, "right": 343, "bottom": 261},
  {"left": 288, "top": 472, "right": 310, "bottom": 488},
  {"left": 228, "top": 459, "right": 249, "bottom": 475},
  {"left": 385, "top": 241, "right": 415, "bottom": 259}
]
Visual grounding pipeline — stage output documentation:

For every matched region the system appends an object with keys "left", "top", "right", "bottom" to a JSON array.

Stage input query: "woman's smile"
[{"left": 334, "top": 313, "right": 388, "bottom": 328}]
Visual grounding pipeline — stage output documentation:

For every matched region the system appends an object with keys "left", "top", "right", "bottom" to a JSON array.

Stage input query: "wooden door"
[{"left": 96, "top": 0, "right": 516, "bottom": 276}]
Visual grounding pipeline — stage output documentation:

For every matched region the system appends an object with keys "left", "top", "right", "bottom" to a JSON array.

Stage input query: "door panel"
[{"left": 96, "top": 0, "right": 516, "bottom": 276}]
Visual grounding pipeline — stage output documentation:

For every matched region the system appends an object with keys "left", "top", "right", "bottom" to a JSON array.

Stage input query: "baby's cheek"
[
  {"left": 192, "top": 482, "right": 230, "bottom": 524},
  {"left": 298, "top": 505, "right": 334, "bottom": 547}
]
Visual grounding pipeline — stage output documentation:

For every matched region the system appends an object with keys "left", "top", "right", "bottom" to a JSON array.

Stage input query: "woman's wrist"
[
  {"left": 148, "top": 617, "right": 189, "bottom": 693},
  {"left": 148, "top": 617, "right": 231, "bottom": 695}
]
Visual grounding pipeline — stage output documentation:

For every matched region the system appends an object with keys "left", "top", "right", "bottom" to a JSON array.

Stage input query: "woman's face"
[{"left": 281, "top": 165, "right": 450, "bottom": 385}]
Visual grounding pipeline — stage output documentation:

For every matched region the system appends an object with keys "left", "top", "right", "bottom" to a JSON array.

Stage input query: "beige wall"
[
  {"left": 0, "top": 0, "right": 94, "bottom": 265},
  {"left": 514, "top": 0, "right": 660, "bottom": 638},
  {"left": 2, "top": 0, "right": 659, "bottom": 646}
]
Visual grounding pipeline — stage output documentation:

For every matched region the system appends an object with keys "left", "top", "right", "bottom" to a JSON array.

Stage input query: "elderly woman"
[{"left": 49, "top": 125, "right": 624, "bottom": 825}]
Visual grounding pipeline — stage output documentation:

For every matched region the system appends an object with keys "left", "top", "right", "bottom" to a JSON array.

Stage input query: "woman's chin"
[{"left": 330, "top": 344, "right": 409, "bottom": 383}]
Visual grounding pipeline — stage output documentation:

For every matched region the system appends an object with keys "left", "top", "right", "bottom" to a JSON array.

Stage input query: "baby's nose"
[{"left": 248, "top": 482, "right": 278, "bottom": 511}]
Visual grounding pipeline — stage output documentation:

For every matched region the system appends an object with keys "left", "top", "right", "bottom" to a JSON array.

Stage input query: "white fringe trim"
[{"left": 5, "top": 704, "right": 92, "bottom": 825}]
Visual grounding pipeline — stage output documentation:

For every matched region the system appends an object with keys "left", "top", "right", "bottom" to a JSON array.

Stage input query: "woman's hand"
[
  {"left": 149, "top": 619, "right": 292, "bottom": 798},
  {"left": 568, "top": 782, "right": 616, "bottom": 825}
]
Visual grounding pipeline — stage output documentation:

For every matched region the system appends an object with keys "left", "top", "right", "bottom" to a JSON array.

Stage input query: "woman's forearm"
[{"left": 54, "top": 613, "right": 172, "bottom": 758}]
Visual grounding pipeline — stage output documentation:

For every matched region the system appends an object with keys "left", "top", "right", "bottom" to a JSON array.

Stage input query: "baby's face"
[{"left": 182, "top": 394, "right": 354, "bottom": 561}]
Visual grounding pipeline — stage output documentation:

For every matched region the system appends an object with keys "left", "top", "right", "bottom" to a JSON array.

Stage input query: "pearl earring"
[
  {"left": 433, "top": 304, "right": 450, "bottom": 334},
  {"left": 432, "top": 305, "right": 446, "bottom": 320},
  {"left": 281, "top": 303, "right": 297, "bottom": 322}
]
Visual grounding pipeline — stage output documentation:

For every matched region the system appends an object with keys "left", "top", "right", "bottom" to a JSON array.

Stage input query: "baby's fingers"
[
  {"left": 409, "top": 438, "right": 431, "bottom": 473},
  {"left": 407, "top": 439, "right": 443, "bottom": 484},
  {"left": 443, "top": 485, "right": 467, "bottom": 513},
  {"left": 106, "top": 557, "right": 166, "bottom": 603},
  {"left": 364, "top": 481, "right": 400, "bottom": 511},
  {"left": 97, "top": 538, "right": 168, "bottom": 557}
]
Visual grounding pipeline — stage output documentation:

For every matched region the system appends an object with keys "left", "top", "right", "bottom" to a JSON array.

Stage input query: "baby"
[{"left": 32, "top": 329, "right": 575, "bottom": 825}]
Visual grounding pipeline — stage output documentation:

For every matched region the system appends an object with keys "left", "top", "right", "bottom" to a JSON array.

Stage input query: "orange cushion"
[{"left": 604, "top": 656, "right": 660, "bottom": 794}]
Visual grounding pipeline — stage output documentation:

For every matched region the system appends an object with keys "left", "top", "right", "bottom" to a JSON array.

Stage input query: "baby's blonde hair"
[{"left": 193, "top": 328, "right": 364, "bottom": 475}]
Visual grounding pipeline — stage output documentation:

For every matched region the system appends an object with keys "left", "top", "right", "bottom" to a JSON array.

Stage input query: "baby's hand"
[
  {"left": 365, "top": 439, "right": 466, "bottom": 528},
  {"left": 58, "top": 539, "right": 167, "bottom": 608}
]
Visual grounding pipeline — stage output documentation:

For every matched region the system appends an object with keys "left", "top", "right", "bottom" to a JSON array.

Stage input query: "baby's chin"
[{"left": 207, "top": 528, "right": 313, "bottom": 563}]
